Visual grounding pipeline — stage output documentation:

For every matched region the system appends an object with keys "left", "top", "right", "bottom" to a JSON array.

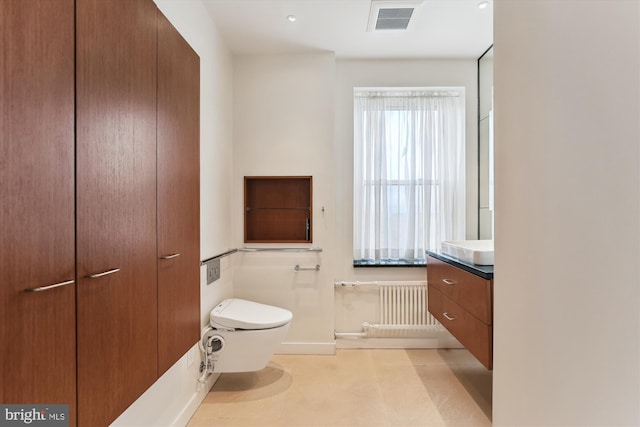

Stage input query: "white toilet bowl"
[{"left": 207, "top": 298, "right": 292, "bottom": 373}]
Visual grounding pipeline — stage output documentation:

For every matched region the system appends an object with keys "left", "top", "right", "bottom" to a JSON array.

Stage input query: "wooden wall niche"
[{"left": 245, "top": 176, "right": 312, "bottom": 243}]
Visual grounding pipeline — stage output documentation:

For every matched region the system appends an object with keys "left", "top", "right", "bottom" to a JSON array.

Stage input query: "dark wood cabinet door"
[
  {"left": 75, "top": 0, "right": 158, "bottom": 425},
  {"left": 0, "top": 1, "right": 77, "bottom": 424},
  {"left": 157, "top": 12, "right": 201, "bottom": 375}
]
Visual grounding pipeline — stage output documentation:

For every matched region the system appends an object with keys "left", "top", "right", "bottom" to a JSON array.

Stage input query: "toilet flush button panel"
[{"left": 206, "top": 258, "right": 221, "bottom": 284}]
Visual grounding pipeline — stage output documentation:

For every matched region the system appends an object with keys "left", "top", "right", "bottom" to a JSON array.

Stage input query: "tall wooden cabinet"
[
  {"left": 75, "top": 1, "right": 159, "bottom": 425},
  {"left": 0, "top": 1, "right": 77, "bottom": 425},
  {"left": 1, "top": 1, "right": 200, "bottom": 426},
  {"left": 157, "top": 12, "right": 201, "bottom": 376}
]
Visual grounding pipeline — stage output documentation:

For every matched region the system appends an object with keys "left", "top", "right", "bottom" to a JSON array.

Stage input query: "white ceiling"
[{"left": 202, "top": 0, "right": 493, "bottom": 59}]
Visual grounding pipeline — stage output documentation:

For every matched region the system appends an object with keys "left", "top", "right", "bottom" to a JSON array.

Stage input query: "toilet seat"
[{"left": 210, "top": 298, "right": 293, "bottom": 330}]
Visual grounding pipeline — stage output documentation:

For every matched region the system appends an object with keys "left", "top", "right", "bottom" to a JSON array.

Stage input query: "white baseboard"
[
  {"left": 275, "top": 334, "right": 463, "bottom": 353},
  {"left": 170, "top": 372, "right": 220, "bottom": 427},
  {"left": 276, "top": 341, "right": 336, "bottom": 355},
  {"left": 335, "top": 334, "right": 464, "bottom": 350},
  {"left": 110, "top": 345, "right": 223, "bottom": 427}
]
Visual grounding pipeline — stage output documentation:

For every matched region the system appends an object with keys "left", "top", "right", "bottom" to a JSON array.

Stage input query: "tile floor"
[{"left": 188, "top": 349, "right": 492, "bottom": 427}]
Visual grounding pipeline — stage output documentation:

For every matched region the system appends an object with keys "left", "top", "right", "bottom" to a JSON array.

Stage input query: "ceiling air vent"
[
  {"left": 376, "top": 8, "right": 413, "bottom": 30},
  {"left": 367, "top": 0, "right": 423, "bottom": 31}
]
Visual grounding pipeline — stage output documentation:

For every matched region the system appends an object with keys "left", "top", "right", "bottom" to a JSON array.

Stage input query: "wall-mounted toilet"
[{"left": 206, "top": 298, "right": 292, "bottom": 373}]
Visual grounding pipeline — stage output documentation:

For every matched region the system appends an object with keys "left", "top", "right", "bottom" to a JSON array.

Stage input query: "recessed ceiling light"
[
  {"left": 478, "top": 1, "right": 489, "bottom": 9},
  {"left": 287, "top": 14, "right": 297, "bottom": 22}
]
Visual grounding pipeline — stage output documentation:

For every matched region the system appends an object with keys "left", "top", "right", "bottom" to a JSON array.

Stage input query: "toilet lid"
[{"left": 210, "top": 298, "right": 293, "bottom": 330}]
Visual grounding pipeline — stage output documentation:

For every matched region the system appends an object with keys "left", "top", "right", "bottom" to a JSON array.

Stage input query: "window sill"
[{"left": 353, "top": 259, "right": 426, "bottom": 268}]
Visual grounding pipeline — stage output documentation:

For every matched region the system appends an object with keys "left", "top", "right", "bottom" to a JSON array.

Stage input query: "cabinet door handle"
[
  {"left": 87, "top": 268, "right": 120, "bottom": 279},
  {"left": 442, "top": 279, "right": 456, "bottom": 285},
  {"left": 160, "top": 253, "right": 181, "bottom": 260},
  {"left": 443, "top": 312, "right": 456, "bottom": 321},
  {"left": 25, "top": 279, "right": 75, "bottom": 293}
]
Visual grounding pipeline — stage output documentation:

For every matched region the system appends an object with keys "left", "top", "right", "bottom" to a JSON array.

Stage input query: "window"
[{"left": 353, "top": 88, "right": 466, "bottom": 265}]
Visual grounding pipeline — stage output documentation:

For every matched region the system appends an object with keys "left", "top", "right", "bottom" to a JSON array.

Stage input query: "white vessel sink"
[{"left": 441, "top": 240, "right": 494, "bottom": 266}]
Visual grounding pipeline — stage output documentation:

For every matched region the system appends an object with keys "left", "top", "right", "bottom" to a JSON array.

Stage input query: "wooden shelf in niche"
[{"left": 244, "top": 176, "right": 312, "bottom": 243}]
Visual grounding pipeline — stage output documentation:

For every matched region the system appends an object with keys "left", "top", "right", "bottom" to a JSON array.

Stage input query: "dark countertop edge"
[
  {"left": 353, "top": 261, "right": 426, "bottom": 268},
  {"left": 426, "top": 250, "right": 494, "bottom": 280}
]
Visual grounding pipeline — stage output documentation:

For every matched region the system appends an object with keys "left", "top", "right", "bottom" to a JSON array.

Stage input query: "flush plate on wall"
[{"left": 206, "top": 258, "right": 221, "bottom": 284}]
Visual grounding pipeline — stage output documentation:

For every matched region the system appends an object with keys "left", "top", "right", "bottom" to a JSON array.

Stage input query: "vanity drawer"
[
  {"left": 427, "top": 256, "right": 492, "bottom": 324},
  {"left": 428, "top": 285, "right": 493, "bottom": 370}
]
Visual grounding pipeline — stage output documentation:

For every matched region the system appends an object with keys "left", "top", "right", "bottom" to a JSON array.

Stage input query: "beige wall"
[
  {"left": 333, "top": 59, "right": 479, "bottom": 283},
  {"left": 112, "top": 12, "right": 483, "bottom": 424},
  {"left": 227, "top": 56, "right": 479, "bottom": 345},
  {"left": 108, "top": 1, "right": 640, "bottom": 424},
  {"left": 493, "top": 1, "right": 640, "bottom": 425},
  {"left": 231, "top": 53, "right": 337, "bottom": 352}
]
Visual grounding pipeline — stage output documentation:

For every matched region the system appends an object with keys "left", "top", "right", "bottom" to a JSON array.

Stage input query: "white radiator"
[
  {"left": 380, "top": 282, "right": 437, "bottom": 326},
  {"left": 334, "top": 281, "right": 442, "bottom": 338}
]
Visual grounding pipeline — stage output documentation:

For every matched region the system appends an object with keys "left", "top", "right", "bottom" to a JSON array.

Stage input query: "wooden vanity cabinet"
[{"left": 427, "top": 255, "right": 494, "bottom": 369}]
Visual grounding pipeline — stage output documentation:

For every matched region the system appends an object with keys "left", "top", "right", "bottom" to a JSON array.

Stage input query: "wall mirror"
[{"left": 478, "top": 45, "right": 494, "bottom": 239}]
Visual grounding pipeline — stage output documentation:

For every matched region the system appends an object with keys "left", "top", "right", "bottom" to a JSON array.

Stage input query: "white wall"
[
  {"left": 107, "top": 10, "right": 487, "bottom": 423},
  {"left": 333, "top": 59, "right": 479, "bottom": 338},
  {"left": 111, "top": 1, "right": 235, "bottom": 425},
  {"left": 231, "top": 53, "right": 337, "bottom": 354},
  {"left": 334, "top": 59, "right": 479, "bottom": 282},
  {"left": 230, "top": 55, "right": 478, "bottom": 350},
  {"left": 493, "top": 1, "right": 640, "bottom": 426}
]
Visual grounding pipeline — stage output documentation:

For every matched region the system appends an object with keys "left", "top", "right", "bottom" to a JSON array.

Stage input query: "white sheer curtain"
[{"left": 353, "top": 88, "right": 466, "bottom": 263}]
